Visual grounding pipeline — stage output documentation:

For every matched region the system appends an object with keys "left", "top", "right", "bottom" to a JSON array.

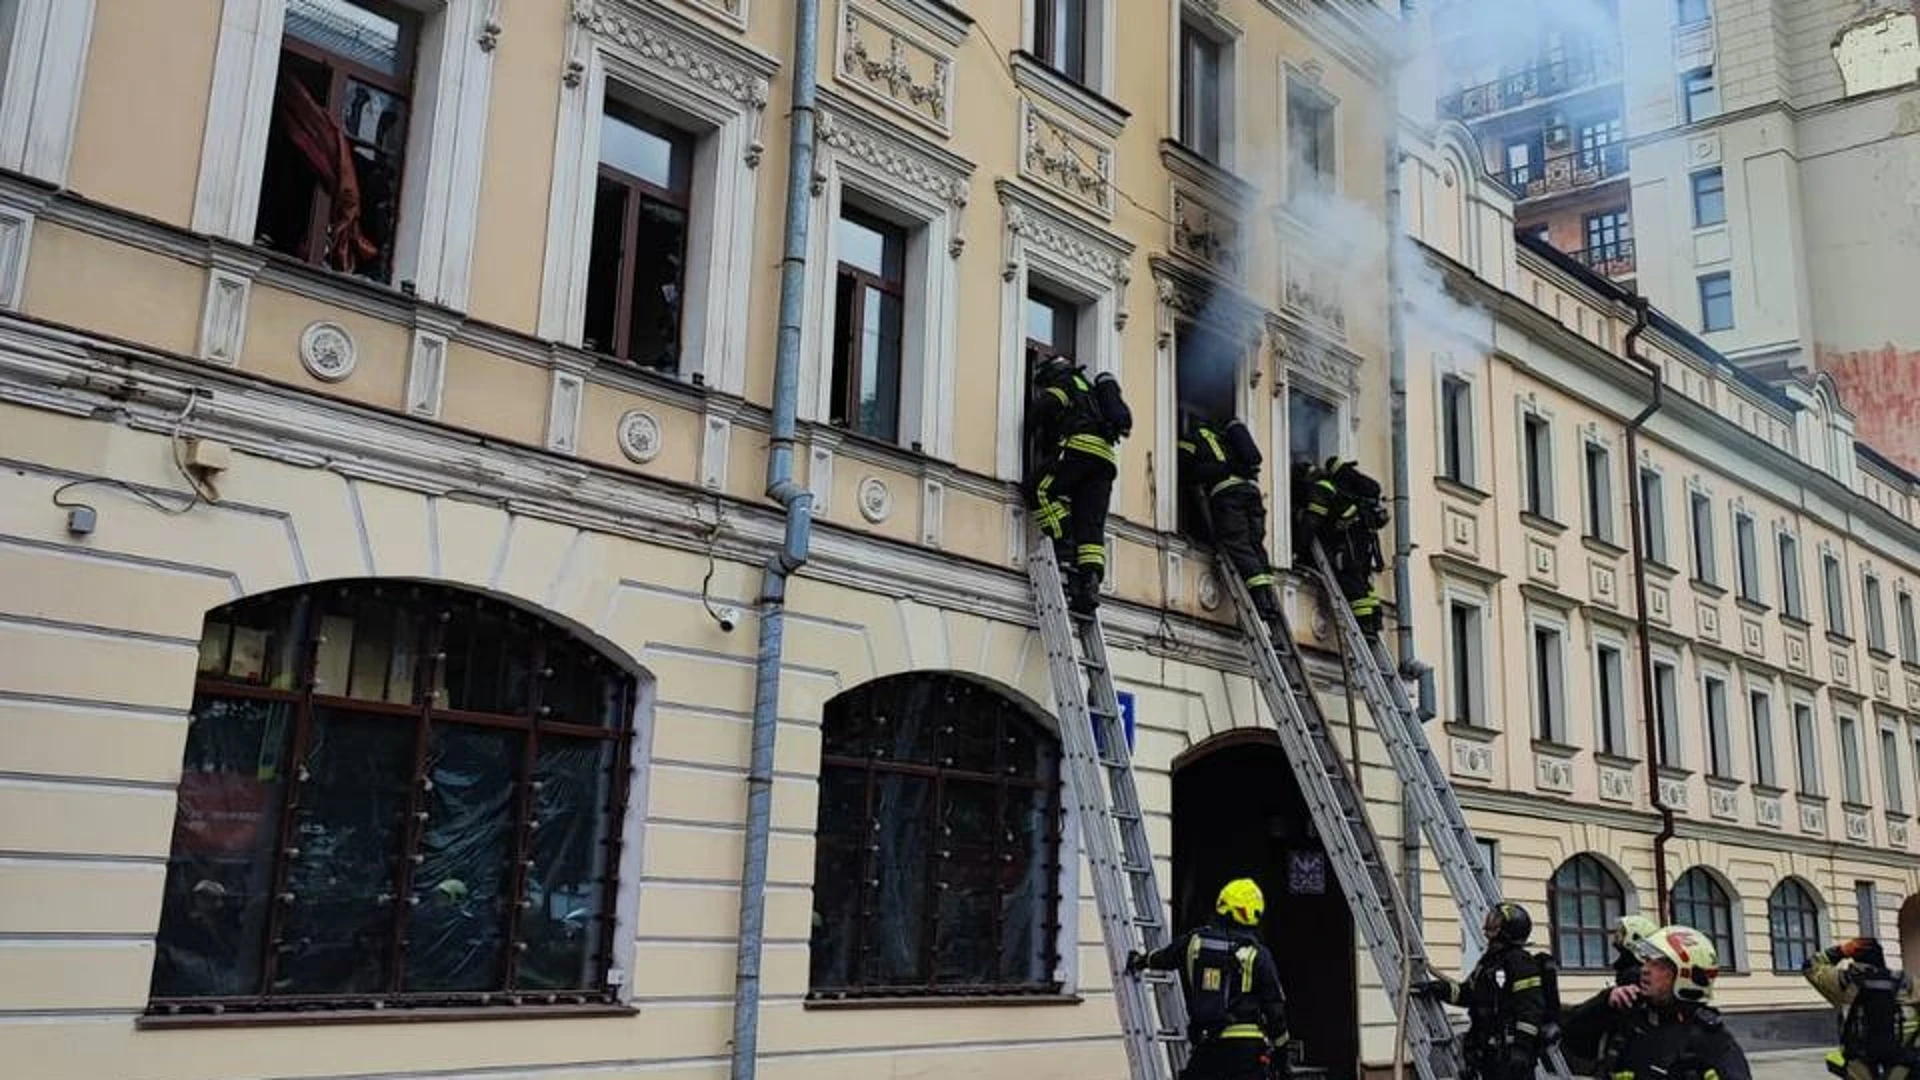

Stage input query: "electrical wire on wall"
[
  {"left": 698, "top": 489, "right": 738, "bottom": 632},
  {"left": 49, "top": 388, "right": 215, "bottom": 523}
]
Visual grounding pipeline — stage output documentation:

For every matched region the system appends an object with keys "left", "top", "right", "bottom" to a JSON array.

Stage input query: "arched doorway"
[{"left": 1173, "top": 731, "right": 1358, "bottom": 1078}]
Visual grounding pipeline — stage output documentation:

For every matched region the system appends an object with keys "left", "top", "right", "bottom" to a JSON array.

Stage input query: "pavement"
[{"left": 1746, "top": 1047, "right": 1828, "bottom": 1079}]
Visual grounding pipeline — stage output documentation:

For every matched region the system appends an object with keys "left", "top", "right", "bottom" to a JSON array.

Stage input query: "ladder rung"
[
  {"left": 1110, "top": 807, "right": 1140, "bottom": 822},
  {"left": 1098, "top": 756, "right": 1128, "bottom": 770},
  {"left": 1121, "top": 861, "right": 1153, "bottom": 876},
  {"left": 1153, "top": 1030, "right": 1185, "bottom": 1042},
  {"left": 1130, "top": 913, "right": 1162, "bottom": 929}
]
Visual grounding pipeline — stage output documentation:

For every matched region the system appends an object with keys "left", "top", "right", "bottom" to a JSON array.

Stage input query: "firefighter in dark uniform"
[
  {"left": 1127, "top": 878, "right": 1291, "bottom": 1080},
  {"left": 1028, "top": 356, "right": 1131, "bottom": 614},
  {"left": 1293, "top": 457, "right": 1387, "bottom": 636},
  {"left": 1562, "top": 924, "right": 1751, "bottom": 1080},
  {"left": 1807, "top": 896, "right": 1920, "bottom": 1080},
  {"left": 1179, "top": 415, "right": 1283, "bottom": 636},
  {"left": 1415, "top": 902, "right": 1555, "bottom": 1080}
]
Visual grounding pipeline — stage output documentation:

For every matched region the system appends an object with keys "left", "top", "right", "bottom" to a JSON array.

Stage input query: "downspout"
[
  {"left": 1383, "top": 68, "right": 1428, "bottom": 928},
  {"left": 1621, "top": 294, "right": 1673, "bottom": 923},
  {"left": 732, "top": 0, "right": 819, "bottom": 1076}
]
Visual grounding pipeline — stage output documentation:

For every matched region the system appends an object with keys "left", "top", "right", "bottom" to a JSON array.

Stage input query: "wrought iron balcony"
[
  {"left": 1442, "top": 51, "right": 1623, "bottom": 120},
  {"left": 1501, "top": 144, "right": 1629, "bottom": 200},
  {"left": 1568, "top": 238, "right": 1636, "bottom": 277}
]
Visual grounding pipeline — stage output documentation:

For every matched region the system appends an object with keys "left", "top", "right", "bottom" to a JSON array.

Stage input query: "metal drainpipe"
[
  {"left": 1621, "top": 294, "right": 1673, "bottom": 923},
  {"left": 1384, "top": 85, "right": 1424, "bottom": 927},
  {"left": 732, "top": 0, "right": 819, "bottom": 1075}
]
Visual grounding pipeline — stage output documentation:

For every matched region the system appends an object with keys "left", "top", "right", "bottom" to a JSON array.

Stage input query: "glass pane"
[
  {"left": 583, "top": 177, "right": 628, "bottom": 355},
  {"left": 625, "top": 195, "right": 687, "bottom": 371},
  {"left": 151, "top": 697, "right": 295, "bottom": 999},
  {"left": 1026, "top": 296, "right": 1061, "bottom": 350},
  {"left": 936, "top": 857, "right": 999, "bottom": 983},
  {"left": 865, "top": 773, "right": 931, "bottom": 986},
  {"left": 403, "top": 724, "right": 521, "bottom": 993},
  {"left": 829, "top": 275, "right": 857, "bottom": 428},
  {"left": 599, "top": 110, "right": 682, "bottom": 191},
  {"left": 1000, "top": 786, "right": 1056, "bottom": 984},
  {"left": 277, "top": 708, "right": 415, "bottom": 996},
  {"left": 837, "top": 214, "right": 891, "bottom": 277},
  {"left": 542, "top": 643, "right": 626, "bottom": 730},
  {"left": 808, "top": 766, "right": 869, "bottom": 991},
  {"left": 285, "top": 0, "right": 406, "bottom": 78},
  {"left": 858, "top": 287, "right": 902, "bottom": 441},
  {"left": 202, "top": 594, "right": 309, "bottom": 691},
  {"left": 520, "top": 737, "right": 618, "bottom": 991},
  {"left": 946, "top": 697, "right": 1000, "bottom": 775},
  {"left": 438, "top": 602, "right": 534, "bottom": 716}
]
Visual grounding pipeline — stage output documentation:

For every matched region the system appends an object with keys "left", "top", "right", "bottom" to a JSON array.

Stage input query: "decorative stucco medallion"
[
  {"left": 617, "top": 410, "right": 662, "bottom": 463},
  {"left": 857, "top": 476, "right": 892, "bottom": 523},
  {"left": 299, "top": 321, "right": 357, "bottom": 383},
  {"left": 1196, "top": 570, "right": 1221, "bottom": 611}
]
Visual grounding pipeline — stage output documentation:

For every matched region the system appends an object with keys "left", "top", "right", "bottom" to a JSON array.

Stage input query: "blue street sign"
[{"left": 1096, "top": 691, "right": 1139, "bottom": 756}]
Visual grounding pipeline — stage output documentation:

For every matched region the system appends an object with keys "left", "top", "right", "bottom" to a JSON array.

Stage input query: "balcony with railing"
[
  {"left": 1568, "top": 238, "right": 1636, "bottom": 277},
  {"left": 1502, "top": 144, "right": 1629, "bottom": 200},
  {"left": 1442, "top": 50, "right": 1624, "bottom": 120}
]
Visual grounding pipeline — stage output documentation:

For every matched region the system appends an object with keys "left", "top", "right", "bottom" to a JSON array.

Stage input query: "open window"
[
  {"left": 1023, "top": 284, "right": 1081, "bottom": 479},
  {"left": 582, "top": 103, "right": 694, "bottom": 370},
  {"left": 1174, "top": 318, "right": 1243, "bottom": 534},
  {"left": 254, "top": 0, "right": 419, "bottom": 284},
  {"left": 830, "top": 205, "right": 910, "bottom": 443}
]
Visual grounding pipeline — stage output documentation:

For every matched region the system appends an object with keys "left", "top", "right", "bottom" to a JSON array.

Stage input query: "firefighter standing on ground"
[
  {"left": 1415, "top": 902, "right": 1555, "bottom": 1080},
  {"left": 1127, "top": 878, "right": 1291, "bottom": 1080},
  {"left": 1028, "top": 356, "right": 1131, "bottom": 614},
  {"left": 1805, "top": 892, "right": 1920, "bottom": 1079},
  {"left": 1291, "top": 457, "right": 1387, "bottom": 636},
  {"left": 1562, "top": 923, "right": 1751, "bottom": 1080},
  {"left": 1179, "top": 415, "right": 1283, "bottom": 637}
]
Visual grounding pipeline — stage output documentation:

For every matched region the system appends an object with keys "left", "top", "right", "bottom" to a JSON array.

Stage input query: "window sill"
[
  {"left": 1706, "top": 773, "right": 1743, "bottom": 790},
  {"left": 1445, "top": 721, "right": 1497, "bottom": 742},
  {"left": 1688, "top": 577, "right": 1727, "bottom": 600},
  {"left": 1644, "top": 558, "right": 1679, "bottom": 582},
  {"left": 1902, "top": 660, "right": 1920, "bottom": 676},
  {"left": 1658, "top": 765, "right": 1694, "bottom": 782},
  {"left": 1780, "top": 612, "right": 1812, "bottom": 630},
  {"left": 1530, "top": 738, "right": 1580, "bottom": 757},
  {"left": 1594, "top": 751, "right": 1639, "bottom": 769},
  {"left": 1842, "top": 801, "right": 1874, "bottom": 816},
  {"left": 138, "top": 1002, "right": 636, "bottom": 1031},
  {"left": 1752, "top": 782, "right": 1788, "bottom": 798},
  {"left": 1735, "top": 596, "right": 1770, "bottom": 616},
  {"left": 1796, "top": 791, "right": 1828, "bottom": 804},
  {"left": 805, "top": 993, "right": 1082, "bottom": 1011},
  {"left": 1520, "top": 511, "right": 1567, "bottom": 537},
  {"left": 1868, "top": 647, "right": 1896, "bottom": 663},
  {"left": 1435, "top": 476, "right": 1491, "bottom": 505},
  {"left": 1159, "top": 140, "right": 1256, "bottom": 203},
  {"left": 1827, "top": 631, "right": 1857, "bottom": 648},
  {"left": 1582, "top": 534, "right": 1627, "bottom": 559}
]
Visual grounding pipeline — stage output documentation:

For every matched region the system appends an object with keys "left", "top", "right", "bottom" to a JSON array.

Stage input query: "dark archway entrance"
[{"left": 1172, "top": 732, "right": 1358, "bottom": 1078}]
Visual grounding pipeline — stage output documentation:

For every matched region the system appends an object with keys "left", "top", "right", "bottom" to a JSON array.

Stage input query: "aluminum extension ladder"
[
  {"left": 1026, "top": 521, "right": 1189, "bottom": 1080},
  {"left": 1306, "top": 543, "right": 1575, "bottom": 1080},
  {"left": 1217, "top": 566, "right": 1463, "bottom": 1080}
]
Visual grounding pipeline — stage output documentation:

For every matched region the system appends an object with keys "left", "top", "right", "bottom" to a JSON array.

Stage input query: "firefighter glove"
[
  {"left": 1125, "top": 950, "right": 1148, "bottom": 975},
  {"left": 1412, "top": 978, "right": 1450, "bottom": 1001}
]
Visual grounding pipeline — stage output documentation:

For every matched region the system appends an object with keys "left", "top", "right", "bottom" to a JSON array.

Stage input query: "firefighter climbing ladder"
[
  {"left": 1025, "top": 522, "right": 1189, "bottom": 1080},
  {"left": 1216, "top": 567, "right": 1464, "bottom": 1080},
  {"left": 1306, "top": 541, "right": 1574, "bottom": 1080}
]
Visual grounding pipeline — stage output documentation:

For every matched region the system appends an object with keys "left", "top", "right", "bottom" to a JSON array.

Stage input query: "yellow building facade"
[{"left": 0, "top": 1, "right": 1912, "bottom": 1079}]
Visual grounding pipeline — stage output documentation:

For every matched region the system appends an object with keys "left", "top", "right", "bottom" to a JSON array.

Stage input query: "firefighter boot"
[
  {"left": 1067, "top": 568, "right": 1101, "bottom": 616},
  {"left": 1253, "top": 586, "right": 1285, "bottom": 641}
]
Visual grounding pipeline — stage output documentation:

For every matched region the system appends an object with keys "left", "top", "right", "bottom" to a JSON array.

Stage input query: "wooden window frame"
[
  {"left": 587, "top": 103, "right": 695, "bottom": 368},
  {"left": 830, "top": 206, "right": 909, "bottom": 442},
  {"left": 1033, "top": 0, "right": 1090, "bottom": 85}
]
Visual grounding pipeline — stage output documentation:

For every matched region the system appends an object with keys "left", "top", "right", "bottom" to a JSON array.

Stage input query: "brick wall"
[{"left": 1819, "top": 342, "right": 1920, "bottom": 472}]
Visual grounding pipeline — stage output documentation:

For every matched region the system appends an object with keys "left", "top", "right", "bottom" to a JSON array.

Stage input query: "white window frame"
[
  {"left": 1445, "top": 587, "right": 1490, "bottom": 729},
  {"left": 1702, "top": 667, "right": 1734, "bottom": 779},
  {"left": 1825, "top": 548, "right": 1851, "bottom": 637},
  {"left": 1794, "top": 696, "right": 1823, "bottom": 797},
  {"left": 1880, "top": 719, "right": 1905, "bottom": 814},
  {"left": 1749, "top": 680, "right": 1778, "bottom": 788},
  {"left": 1654, "top": 652, "right": 1684, "bottom": 769},
  {"left": 0, "top": 0, "right": 96, "bottom": 185},
  {"left": 1780, "top": 529, "right": 1806, "bottom": 619},
  {"left": 191, "top": 0, "right": 500, "bottom": 310},
  {"left": 1640, "top": 464, "right": 1670, "bottom": 565},
  {"left": 1521, "top": 405, "right": 1555, "bottom": 520},
  {"left": 1021, "top": 0, "right": 1115, "bottom": 98},
  {"left": 1584, "top": 436, "right": 1615, "bottom": 544},
  {"left": 536, "top": 2, "right": 774, "bottom": 394},
  {"left": 994, "top": 181, "right": 1131, "bottom": 482},
  {"left": 1171, "top": 1, "right": 1240, "bottom": 172},
  {"left": 797, "top": 97, "right": 969, "bottom": 459},
  {"left": 1284, "top": 70, "right": 1339, "bottom": 202},
  {"left": 1270, "top": 354, "right": 1354, "bottom": 558},
  {"left": 1866, "top": 570, "right": 1890, "bottom": 654},
  {"left": 1689, "top": 485, "right": 1718, "bottom": 586},
  {"left": 1734, "top": 509, "right": 1762, "bottom": 603},
  {"left": 1529, "top": 612, "right": 1570, "bottom": 744},
  {"left": 1438, "top": 369, "right": 1477, "bottom": 487},
  {"left": 1594, "top": 633, "right": 1629, "bottom": 756},
  {"left": 1840, "top": 711, "right": 1866, "bottom": 805}
]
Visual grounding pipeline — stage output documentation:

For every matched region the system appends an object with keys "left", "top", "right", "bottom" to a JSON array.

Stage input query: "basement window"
[{"left": 253, "top": 0, "right": 419, "bottom": 284}]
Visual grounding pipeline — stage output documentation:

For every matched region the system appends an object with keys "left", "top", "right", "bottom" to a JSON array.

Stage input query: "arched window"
[
  {"left": 150, "top": 582, "right": 635, "bottom": 1014},
  {"left": 1549, "top": 854, "right": 1627, "bottom": 970},
  {"left": 1672, "top": 868, "right": 1739, "bottom": 971},
  {"left": 808, "top": 673, "right": 1064, "bottom": 997},
  {"left": 1769, "top": 878, "right": 1823, "bottom": 972}
]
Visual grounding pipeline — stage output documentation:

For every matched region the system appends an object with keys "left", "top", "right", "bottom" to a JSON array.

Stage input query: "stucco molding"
[
  {"left": 192, "top": 0, "right": 494, "bottom": 311},
  {"left": 835, "top": 0, "right": 955, "bottom": 137},
  {"left": 0, "top": 190, "right": 43, "bottom": 314},
  {"left": 538, "top": 0, "right": 775, "bottom": 395},
  {"left": 546, "top": 369, "right": 586, "bottom": 455},
  {"left": 0, "top": 0, "right": 98, "bottom": 186}
]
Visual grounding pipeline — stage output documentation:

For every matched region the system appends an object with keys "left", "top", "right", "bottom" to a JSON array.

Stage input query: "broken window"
[
  {"left": 809, "top": 674, "right": 1064, "bottom": 997},
  {"left": 254, "top": 0, "right": 417, "bottom": 283},
  {"left": 584, "top": 101, "right": 694, "bottom": 370},
  {"left": 151, "top": 582, "right": 634, "bottom": 1013}
]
